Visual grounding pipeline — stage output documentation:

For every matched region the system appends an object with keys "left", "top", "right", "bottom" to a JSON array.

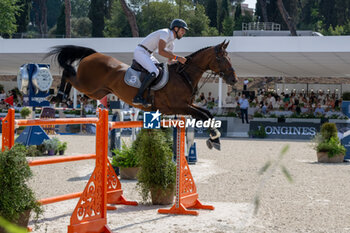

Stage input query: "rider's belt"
[{"left": 138, "top": 44, "right": 153, "bottom": 54}]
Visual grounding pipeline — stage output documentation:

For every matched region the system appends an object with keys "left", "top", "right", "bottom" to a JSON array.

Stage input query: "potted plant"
[
  {"left": 314, "top": 122, "right": 346, "bottom": 163},
  {"left": 136, "top": 128, "right": 176, "bottom": 205},
  {"left": 0, "top": 144, "right": 43, "bottom": 232},
  {"left": 112, "top": 142, "right": 139, "bottom": 180},
  {"left": 43, "top": 138, "right": 59, "bottom": 155},
  {"left": 20, "top": 107, "right": 31, "bottom": 119},
  {"left": 57, "top": 141, "right": 67, "bottom": 155}
]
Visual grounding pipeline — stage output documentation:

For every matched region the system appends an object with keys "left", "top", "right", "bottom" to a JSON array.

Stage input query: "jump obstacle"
[
  {"left": 2, "top": 108, "right": 137, "bottom": 233},
  {"left": 1, "top": 109, "right": 213, "bottom": 232}
]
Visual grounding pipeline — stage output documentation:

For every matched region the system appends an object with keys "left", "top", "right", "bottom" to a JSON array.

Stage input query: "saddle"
[{"left": 124, "top": 60, "right": 169, "bottom": 91}]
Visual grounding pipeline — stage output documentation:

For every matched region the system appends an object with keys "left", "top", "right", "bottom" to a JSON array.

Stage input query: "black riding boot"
[{"left": 132, "top": 72, "right": 156, "bottom": 107}]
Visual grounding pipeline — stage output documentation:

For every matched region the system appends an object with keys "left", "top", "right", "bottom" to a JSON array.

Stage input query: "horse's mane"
[
  {"left": 169, "top": 46, "right": 212, "bottom": 69},
  {"left": 186, "top": 46, "right": 211, "bottom": 58}
]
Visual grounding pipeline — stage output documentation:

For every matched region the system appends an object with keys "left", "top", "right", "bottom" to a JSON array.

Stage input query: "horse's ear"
[
  {"left": 220, "top": 40, "right": 226, "bottom": 48},
  {"left": 223, "top": 40, "right": 230, "bottom": 49}
]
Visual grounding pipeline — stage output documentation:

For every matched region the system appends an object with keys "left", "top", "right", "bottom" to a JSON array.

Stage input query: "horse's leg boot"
[
  {"left": 132, "top": 72, "right": 156, "bottom": 107},
  {"left": 206, "top": 139, "right": 213, "bottom": 150},
  {"left": 49, "top": 91, "right": 64, "bottom": 104}
]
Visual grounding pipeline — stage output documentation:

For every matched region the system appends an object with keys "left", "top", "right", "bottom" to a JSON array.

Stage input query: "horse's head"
[{"left": 208, "top": 40, "right": 238, "bottom": 85}]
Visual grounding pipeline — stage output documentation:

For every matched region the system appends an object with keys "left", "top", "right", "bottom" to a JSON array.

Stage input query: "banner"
[{"left": 250, "top": 121, "right": 321, "bottom": 139}]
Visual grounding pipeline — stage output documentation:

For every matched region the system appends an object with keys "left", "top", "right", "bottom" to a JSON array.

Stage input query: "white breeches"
[{"left": 134, "top": 46, "right": 160, "bottom": 77}]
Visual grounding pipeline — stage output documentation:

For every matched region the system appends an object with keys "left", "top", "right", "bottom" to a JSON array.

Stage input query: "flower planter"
[
  {"left": 317, "top": 152, "right": 344, "bottom": 163},
  {"left": 120, "top": 167, "right": 139, "bottom": 180},
  {"left": 48, "top": 149, "right": 55, "bottom": 156},
  {"left": 252, "top": 118, "right": 278, "bottom": 122},
  {"left": 150, "top": 185, "right": 175, "bottom": 205},
  {"left": 285, "top": 118, "right": 321, "bottom": 123},
  {"left": 328, "top": 119, "right": 350, "bottom": 124},
  {"left": 59, "top": 150, "right": 65, "bottom": 155}
]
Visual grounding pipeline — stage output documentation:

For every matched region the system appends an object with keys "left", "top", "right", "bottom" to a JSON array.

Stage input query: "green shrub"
[
  {"left": 26, "top": 145, "right": 42, "bottom": 157},
  {"left": 43, "top": 138, "right": 60, "bottom": 151},
  {"left": 313, "top": 122, "right": 346, "bottom": 158},
  {"left": 320, "top": 123, "right": 338, "bottom": 141},
  {"left": 20, "top": 107, "right": 31, "bottom": 119},
  {"left": 111, "top": 142, "right": 139, "bottom": 168},
  {"left": 57, "top": 141, "right": 67, "bottom": 152},
  {"left": 0, "top": 144, "right": 42, "bottom": 223},
  {"left": 207, "top": 102, "right": 215, "bottom": 109},
  {"left": 253, "top": 112, "right": 264, "bottom": 118},
  {"left": 317, "top": 137, "right": 346, "bottom": 158},
  {"left": 136, "top": 128, "right": 176, "bottom": 202},
  {"left": 249, "top": 126, "right": 267, "bottom": 138}
]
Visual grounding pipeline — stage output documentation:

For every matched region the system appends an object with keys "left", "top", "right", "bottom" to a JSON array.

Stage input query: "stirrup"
[{"left": 132, "top": 96, "right": 144, "bottom": 105}]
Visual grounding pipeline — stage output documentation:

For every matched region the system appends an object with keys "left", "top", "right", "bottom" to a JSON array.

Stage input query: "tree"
[
  {"left": 65, "top": 0, "right": 71, "bottom": 37},
  {"left": 119, "top": 0, "right": 139, "bottom": 37},
  {"left": 71, "top": 17, "right": 92, "bottom": 37},
  {"left": 257, "top": 0, "right": 268, "bottom": 22},
  {"left": 32, "top": 0, "right": 48, "bottom": 35},
  {"left": 233, "top": 3, "right": 242, "bottom": 30},
  {"left": 234, "top": 3, "right": 241, "bottom": 21},
  {"left": 222, "top": 16, "right": 234, "bottom": 36},
  {"left": 206, "top": 0, "right": 217, "bottom": 28},
  {"left": 15, "top": 0, "right": 31, "bottom": 33},
  {"left": 218, "top": 0, "right": 229, "bottom": 34},
  {"left": 319, "top": 0, "right": 336, "bottom": 28},
  {"left": 298, "top": 0, "right": 321, "bottom": 30},
  {"left": 47, "top": 0, "right": 62, "bottom": 29},
  {"left": 56, "top": 3, "right": 66, "bottom": 36},
  {"left": 276, "top": 0, "right": 297, "bottom": 36},
  {"left": 89, "top": 0, "right": 105, "bottom": 37},
  {"left": 185, "top": 4, "right": 211, "bottom": 36},
  {"left": 104, "top": 0, "right": 132, "bottom": 37},
  {"left": 71, "top": 0, "right": 90, "bottom": 18},
  {"left": 138, "top": 1, "right": 177, "bottom": 36},
  {"left": 0, "top": 0, "right": 20, "bottom": 35}
]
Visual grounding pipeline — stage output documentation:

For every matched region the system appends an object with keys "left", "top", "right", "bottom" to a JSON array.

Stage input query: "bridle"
[{"left": 177, "top": 46, "right": 233, "bottom": 97}]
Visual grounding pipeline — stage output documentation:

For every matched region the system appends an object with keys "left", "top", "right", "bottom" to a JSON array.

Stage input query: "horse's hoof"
[
  {"left": 209, "top": 138, "right": 221, "bottom": 151},
  {"left": 206, "top": 139, "right": 213, "bottom": 150},
  {"left": 49, "top": 96, "right": 59, "bottom": 104}
]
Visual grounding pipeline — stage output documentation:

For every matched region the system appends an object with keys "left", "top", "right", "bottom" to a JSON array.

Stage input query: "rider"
[{"left": 132, "top": 19, "right": 188, "bottom": 107}]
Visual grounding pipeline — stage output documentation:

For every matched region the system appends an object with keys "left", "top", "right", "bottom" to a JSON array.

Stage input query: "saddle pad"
[{"left": 124, "top": 65, "right": 169, "bottom": 91}]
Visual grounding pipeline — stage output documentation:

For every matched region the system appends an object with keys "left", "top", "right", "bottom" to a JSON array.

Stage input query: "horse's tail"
[{"left": 46, "top": 45, "right": 97, "bottom": 77}]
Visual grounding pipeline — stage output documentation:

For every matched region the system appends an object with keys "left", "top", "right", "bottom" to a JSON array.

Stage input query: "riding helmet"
[{"left": 170, "top": 19, "right": 189, "bottom": 31}]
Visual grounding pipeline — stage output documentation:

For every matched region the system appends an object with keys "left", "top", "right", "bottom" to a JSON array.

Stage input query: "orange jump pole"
[
  {"left": 2, "top": 109, "right": 137, "bottom": 208},
  {"left": 28, "top": 154, "right": 96, "bottom": 166},
  {"left": 158, "top": 117, "right": 214, "bottom": 216}
]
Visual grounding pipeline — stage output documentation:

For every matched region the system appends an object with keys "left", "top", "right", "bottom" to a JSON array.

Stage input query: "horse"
[{"left": 47, "top": 40, "right": 238, "bottom": 150}]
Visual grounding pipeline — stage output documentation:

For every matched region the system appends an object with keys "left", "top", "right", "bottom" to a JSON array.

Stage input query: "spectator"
[
  {"left": 225, "top": 92, "right": 234, "bottom": 104},
  {"left": 207, "top": 92, "right": 212, "bottom": 102},
  {"left": 0, "top": 90, "right": 6, "bottom": 101},
  {"left": 314, "top": 103, "right": 325, "bottom": 116},
  {"left": 198, "top": 95, "right": 207, "bottom": 107},
  {"left": 238, "top": 94, "right": 249, "bottom": 124},
  {"left": 243, "top": 79, "right": 249, "bottom": 91},
  {"left": 261, "top": 102, "right": 268, "bottom": 114}
]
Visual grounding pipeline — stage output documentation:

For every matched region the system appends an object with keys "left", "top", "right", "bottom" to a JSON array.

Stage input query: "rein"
[{"left": 176, "top": 51, "right": 224, "bottom": 98}]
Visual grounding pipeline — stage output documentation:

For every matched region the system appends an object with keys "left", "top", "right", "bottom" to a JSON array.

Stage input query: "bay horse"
[{"left": 47, "top": 40, "right": 237, "bottom": 150}]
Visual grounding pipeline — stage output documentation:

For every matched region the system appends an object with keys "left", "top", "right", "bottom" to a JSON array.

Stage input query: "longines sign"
[{"left": 250, "top": 121, "right": 321, "bottom": 139}]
